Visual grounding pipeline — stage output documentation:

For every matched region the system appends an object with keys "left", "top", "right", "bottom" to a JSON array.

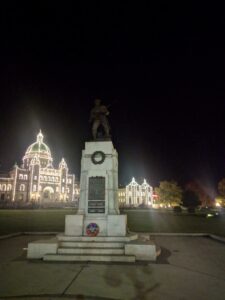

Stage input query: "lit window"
[
  {"left": 19, "top": 174, "right": 23, "bottom": 180},
  {"left": 39, "top": 185, "right": 42, "bottom": 191},
  {"left": 20, "top": 184, "right": 25, "bottom": 192},
  {"left": 67, "top": 188, "right": 70, "bottom": 193},
  {"left": 33, "top": 185, "right": 37, "bottom": 192},
  {"left": 7, "top": 184, "right": 12, "bottom": 191},
  {"left": 62, "top": 187, "right": 65, "bottom": 193},
  {"left": 34, "top": 176, "right": 37, "bottom": 180},
  {"left": 56, "top": 186, "right": 59, "bottom": 192},
  {"left": 24, "top": 175, "right": 28, "bottom": 180},
  {"left": 62, "top": 178, "right": 65, "bottom": 183}
]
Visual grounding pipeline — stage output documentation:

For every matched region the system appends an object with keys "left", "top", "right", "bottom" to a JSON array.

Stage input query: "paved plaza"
[{"left": 0, "top": 234, "right": 224, "bottom": 299}]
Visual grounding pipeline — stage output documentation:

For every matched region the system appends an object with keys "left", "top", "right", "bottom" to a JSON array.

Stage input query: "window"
[
  {"left": 20, "top": 184, "right": 25, "bottom": 192},
  {"left": 39, "top": 185, "right": 42, "bottom": 191},
  {"left": 2, "top": 184, "right": 6, "bottom": 191},
  {"left": 24, "top": 175, "right": 28, "bottom": 180},
  {"left": 33, "top": 185, "right": 37, "bottom": 192},
  {"left": 19, "top": 174, "right": 23, "bottom": 180},
  {"left": 7, "top": 184, "right": 12, "bottom": 191},
  {"left": 67, "top": 188, "right": 70, "bottom": 193},
  {"left": 34, "top": 176, "right": 37, "bottom": 180},
  {"left": 56, "top": 186, "right": 59, "bottom": 192},
  {"left": 62, "top": 178, "right": 65, "bottom": 183},
  {"left": 62, "top": 187, "right": 65, "bottom": 193}
]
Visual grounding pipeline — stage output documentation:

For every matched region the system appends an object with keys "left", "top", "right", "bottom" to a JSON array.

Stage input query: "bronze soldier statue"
[{"left": 90, "top": 99, "right": 110, "bottom": 140}]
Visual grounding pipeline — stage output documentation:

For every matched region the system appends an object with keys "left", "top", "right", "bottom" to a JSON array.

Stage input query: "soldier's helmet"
[{"left": 94, "top": 98, "right": 101, "bottom": 105}]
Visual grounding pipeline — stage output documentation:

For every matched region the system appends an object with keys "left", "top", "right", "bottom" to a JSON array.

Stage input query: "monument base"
[
  {"left": 27, "top": 218, "right": 160, "bottom": 262},
  {"left": 64, "top": 215, "right": 127, "bottom": 237}
]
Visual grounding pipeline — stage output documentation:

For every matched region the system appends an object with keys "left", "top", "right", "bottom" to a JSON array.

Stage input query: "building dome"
[{"left": 23, "top": 130, "right": 53, "bottom": 168}]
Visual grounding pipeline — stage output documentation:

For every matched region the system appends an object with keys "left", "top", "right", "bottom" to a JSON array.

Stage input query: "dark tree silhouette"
[{"left": 182, "top": 190, "right": 201, "bottom": 208}]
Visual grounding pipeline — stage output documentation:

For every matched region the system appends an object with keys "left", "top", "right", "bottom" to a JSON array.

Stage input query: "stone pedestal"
[
  {"left": 65, "top": 215, "right": 84, "bottom": 236},
  {"left": 27, "top": 139, "right": 160, "bottom": 262},
  {"left": 75, "top": 140, "right": 126, "bottom": 236}
]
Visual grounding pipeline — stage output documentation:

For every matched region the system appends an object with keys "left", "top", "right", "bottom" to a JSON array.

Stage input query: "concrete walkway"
[{"left": 0, "top": 235, "right": 224, "bottom": 299}]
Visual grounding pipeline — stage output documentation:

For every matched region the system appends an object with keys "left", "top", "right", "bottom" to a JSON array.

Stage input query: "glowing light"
[
  {"left": 215, "top": 202, "right": 221, "bottom": 207},
  {"left": 207, "top": 213, "right": 214, "bottom": 218}
]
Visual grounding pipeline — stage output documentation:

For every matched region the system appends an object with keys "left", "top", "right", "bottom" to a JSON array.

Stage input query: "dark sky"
[{"left": 0, "top": 3, "right": 224, "bottom": 192}]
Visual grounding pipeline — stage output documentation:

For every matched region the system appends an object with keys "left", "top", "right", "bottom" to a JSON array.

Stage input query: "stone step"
[
  {"left": 43, "top": 253, "right": 136, "bottom": 262},
  {"left": 58, "top": 247, "right": 124, "bottom": 255},
  {"left": 60, "top": 241, "right": 124, "bottom": 248},
  {"left": 57, "top": 233, "right": 138, "bottom": 243}
]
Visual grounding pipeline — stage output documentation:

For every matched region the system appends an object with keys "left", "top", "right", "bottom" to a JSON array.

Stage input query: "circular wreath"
[
  {"left": 91, "top": 151, "right": 105, "bottom": 164},
  {"left": 86, "top": 223, "right": 100, "bottom": 237}
]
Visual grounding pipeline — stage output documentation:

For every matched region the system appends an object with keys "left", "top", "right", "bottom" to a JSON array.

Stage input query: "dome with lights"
[{"left": 23, "top": 130, "right": 53, "bottom": 168}]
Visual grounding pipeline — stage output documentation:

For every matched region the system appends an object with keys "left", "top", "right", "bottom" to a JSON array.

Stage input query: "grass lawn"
[
  {"left": 0, "top": 209, "right": 225, "bottom": 236},
  {"left": 0, "top": 209, "right": 77, "bottom": 235},
  {"left": 125, "top": 209, "right": 225, "bottom": 237}
]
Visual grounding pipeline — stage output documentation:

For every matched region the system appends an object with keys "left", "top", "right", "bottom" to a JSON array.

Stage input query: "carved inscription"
[
  {"left": 88, "top": 177, "right": 105, "bottom": 214},
  {"left": 88, "top": 177, "right": 105, "bottom": 200}
]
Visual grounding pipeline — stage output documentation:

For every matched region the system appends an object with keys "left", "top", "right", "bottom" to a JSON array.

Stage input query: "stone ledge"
[
  {"left": 125, "top": 240, "right": 157, "bottom": 261},
  {"left": 57, "top": 232, "right": 138, "bottom": 242},
  {"left": 27, "top": 238, "right": 58, "bottom": 259}
]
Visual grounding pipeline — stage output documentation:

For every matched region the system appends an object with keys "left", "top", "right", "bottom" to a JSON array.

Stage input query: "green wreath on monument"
[{"left": 91, "top": 151, "right": 105, "bottom": 164}]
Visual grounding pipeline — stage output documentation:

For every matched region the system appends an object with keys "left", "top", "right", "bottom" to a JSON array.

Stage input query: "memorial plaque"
[
  {"left": 88, "top": 208, "right": 105, "bottom": 214},
  {"left": 88, "top": 201, "right": 105, "bottom": 207},
  {"left": 88, "top": 177, "right": 105, "bottom": 200}
]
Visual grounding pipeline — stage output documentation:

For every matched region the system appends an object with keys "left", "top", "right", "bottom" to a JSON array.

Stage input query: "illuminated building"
[
  {"left": 118, "top": 177, "right": 153, "bottom": 207},
  {"left": 0, "top": 131, "right": 76, "bottom": 203}
]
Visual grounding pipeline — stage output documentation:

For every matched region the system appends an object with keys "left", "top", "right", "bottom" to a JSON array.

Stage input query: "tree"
[
  {"left": 155, "top": 181, "right": 182, "bottom": 206},
  {"left": 216, "top": 179, "right": 225, "bottom": 207},
  {"left": 185, "top": 181, "right": 214, "bottom": 207},
  {"left": 218, "top": 178, "right": 225, "bottom": 197},
  {"left": 182, "top": 190, "right": 201, "bottom": 208}
]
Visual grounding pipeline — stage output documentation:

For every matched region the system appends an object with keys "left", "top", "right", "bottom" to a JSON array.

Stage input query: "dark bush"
[
  {"left": 173, "top": 206, "right": 182, "bottom": 213},
  {"left": 188, "top": 207, "right": 195, "bottom": 214}
]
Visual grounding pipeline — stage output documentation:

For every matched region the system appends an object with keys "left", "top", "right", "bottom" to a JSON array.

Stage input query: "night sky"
[{"left": 0, "top": 3, "right": 224, "bottom": 193}]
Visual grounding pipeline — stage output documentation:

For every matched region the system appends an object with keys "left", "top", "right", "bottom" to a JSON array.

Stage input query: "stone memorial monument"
[{"left": 27, "top": 99, "right": 160, "bottom": 262}]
